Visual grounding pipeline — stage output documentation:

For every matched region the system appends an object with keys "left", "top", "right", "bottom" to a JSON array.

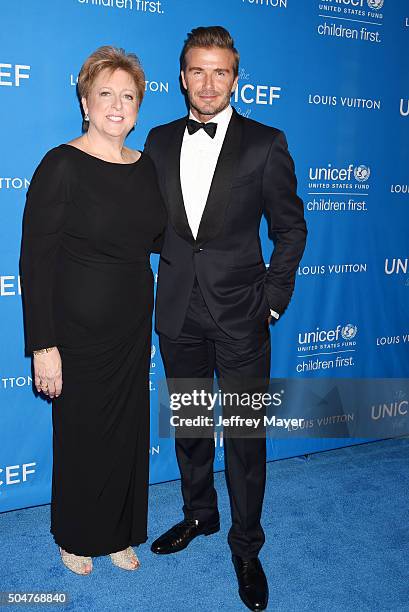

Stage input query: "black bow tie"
[{"left": 186, "top": 118, "right": 217, "bottom": 139}]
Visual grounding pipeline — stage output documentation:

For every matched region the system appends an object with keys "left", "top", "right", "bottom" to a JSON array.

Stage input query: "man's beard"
[{"left": 188, "top": 90, "right": 231, "bottom": 118}]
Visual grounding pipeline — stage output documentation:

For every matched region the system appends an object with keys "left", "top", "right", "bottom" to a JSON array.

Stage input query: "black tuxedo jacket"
[{"left": 145, "top": 108, "right": 307, "bottom": 340}]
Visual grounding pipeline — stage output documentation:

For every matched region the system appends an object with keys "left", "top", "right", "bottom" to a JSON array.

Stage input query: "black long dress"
[{"left": 20, "top": 144, "right": 166, "bottom": 556}]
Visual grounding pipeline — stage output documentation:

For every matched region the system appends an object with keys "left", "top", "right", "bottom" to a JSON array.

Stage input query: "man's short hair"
[{"left": 180, "top": 26, "right": 240, "bottom": 77}]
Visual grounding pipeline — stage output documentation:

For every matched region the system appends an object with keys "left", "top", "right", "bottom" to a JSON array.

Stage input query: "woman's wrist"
[{"left": 33, "top": 346, "right": 56, "bottom": 356}]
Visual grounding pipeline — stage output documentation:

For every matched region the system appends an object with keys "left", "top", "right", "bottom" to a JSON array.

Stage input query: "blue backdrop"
[{"left": 1, "top": 0, "right": 408, "bottom": 512}]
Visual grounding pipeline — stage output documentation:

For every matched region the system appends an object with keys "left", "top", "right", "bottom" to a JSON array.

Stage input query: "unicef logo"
[
  {"left": 354, "top": 165, "right": 371, "bottom": 182},
  {"left": 367, "top": 0, "right": 384, "bottom": 9},
  {"left": 151, "top": 345, "right": 156, "bottom": 359},
  {"left": 341, "top": 324, "right": 358, "bottom": 340}
]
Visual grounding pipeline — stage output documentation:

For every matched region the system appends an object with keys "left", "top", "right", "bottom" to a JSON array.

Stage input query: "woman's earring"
[{"left": 84, "top": 113, "right": 89, "bottom": 122}]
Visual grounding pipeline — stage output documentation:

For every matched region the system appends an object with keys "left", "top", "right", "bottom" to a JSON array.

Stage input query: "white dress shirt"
[
  {"left": 180, "top": 105, "right": 233, "bottom": 239},
  {"left": 179, "top": 104, "right": 279, "bottom": 321}
]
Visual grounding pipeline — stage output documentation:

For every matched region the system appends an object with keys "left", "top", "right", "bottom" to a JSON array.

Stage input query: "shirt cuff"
[{"left": 270, "top": 309, "right": 280, "bottom": 320}]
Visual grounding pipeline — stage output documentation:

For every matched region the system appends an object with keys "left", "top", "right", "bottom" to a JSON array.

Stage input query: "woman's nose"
[{"left": 111, "top": 95, "right": 122, "bottom": 109}]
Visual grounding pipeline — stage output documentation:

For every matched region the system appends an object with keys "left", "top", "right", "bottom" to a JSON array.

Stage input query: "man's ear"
[
  {"left": 231, "top": 75, "right": 239, "bottom": 94},
  {"left": 181, "top": 71, "right": 187, "bottom": 91}
]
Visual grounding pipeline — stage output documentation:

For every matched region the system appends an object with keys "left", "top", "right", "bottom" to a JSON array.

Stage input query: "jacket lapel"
[
  {"left": 165, "top": 117, "right": 195, "bottom": 245},
  {"left": 196, "top": 109, "right": 243, "bottom": 247},
  {"left": 164, "top": 109, "right": 244, "bottom": 247}
]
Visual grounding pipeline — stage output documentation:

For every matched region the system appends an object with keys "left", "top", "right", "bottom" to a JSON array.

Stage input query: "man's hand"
[{"left": 33, "top": 348, "right": 62, "bottom": 399}]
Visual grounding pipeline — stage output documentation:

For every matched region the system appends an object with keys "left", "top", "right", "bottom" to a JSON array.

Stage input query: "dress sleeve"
[
  {"left": 20, "top": 148, "right": 72, "bottom": 353},
  {"left": 143, "top": 152, "right": 167, "bottom": 254}
]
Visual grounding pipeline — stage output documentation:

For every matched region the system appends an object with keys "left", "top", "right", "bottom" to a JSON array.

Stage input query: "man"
[{"left": 145, "top": 26, "right": 307, "bottom": 611}]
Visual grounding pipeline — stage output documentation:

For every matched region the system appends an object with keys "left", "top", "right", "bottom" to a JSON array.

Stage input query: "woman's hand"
[{"left": 33, "top": 347, "right": 62, "bottom": 399}]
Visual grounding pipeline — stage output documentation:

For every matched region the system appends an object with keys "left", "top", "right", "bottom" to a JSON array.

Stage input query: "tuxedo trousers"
[{"left": 159, "top": 279, "right": 271, "bottom": 558}]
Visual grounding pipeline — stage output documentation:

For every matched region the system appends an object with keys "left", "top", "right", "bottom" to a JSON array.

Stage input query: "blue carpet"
[{"left": 1, "top": 438, "right": 408, "bottom": 612}]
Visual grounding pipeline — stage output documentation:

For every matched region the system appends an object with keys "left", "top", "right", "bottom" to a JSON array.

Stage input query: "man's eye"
[
  {"left": 124, "top": 94, "right": 134, "bottom": 100},
  {"left": 217, "top": 71, "right": 225, "bottom": 77},
  {"left": 100, "top": 91, "right": 110, "bottom": 96}
]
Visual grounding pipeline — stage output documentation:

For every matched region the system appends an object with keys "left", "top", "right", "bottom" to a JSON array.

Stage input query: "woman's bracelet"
[{"left": 33, "top": 347, "right": 55, "bottom": 355}]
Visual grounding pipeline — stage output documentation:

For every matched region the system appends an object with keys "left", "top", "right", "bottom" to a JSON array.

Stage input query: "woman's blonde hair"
[{"left": 78, "top": 46, "right": 145, "bottom": 129}]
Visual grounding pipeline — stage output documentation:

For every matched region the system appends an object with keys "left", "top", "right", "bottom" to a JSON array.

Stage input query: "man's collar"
[{"left": 188, "top": 104, "right": 233, "bottom": 128}]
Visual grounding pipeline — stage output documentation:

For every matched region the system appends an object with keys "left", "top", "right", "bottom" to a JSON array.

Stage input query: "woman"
[{"left": 20, "top": 46, "right": 166, "bottom": 575}]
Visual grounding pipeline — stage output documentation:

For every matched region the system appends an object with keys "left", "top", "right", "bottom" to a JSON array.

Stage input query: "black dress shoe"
[
  {"left": 150, "top": 518, "right": 220, "bottom": 554},
  {"left": 232, "top": 555, "right": 269, "bottom": 611}
]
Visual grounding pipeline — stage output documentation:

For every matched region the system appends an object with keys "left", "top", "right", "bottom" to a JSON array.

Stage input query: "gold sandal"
[
  {"left": 110, "top": 546, "right": 140, "bottom": 571},
  {"left": 60, "top": 547, "right": 93, "bottom": 575}
]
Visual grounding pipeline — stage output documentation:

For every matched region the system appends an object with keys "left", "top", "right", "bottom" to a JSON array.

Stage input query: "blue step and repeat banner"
[{"left": 1, "top": 0, "right": 408, "bottom": 512}]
